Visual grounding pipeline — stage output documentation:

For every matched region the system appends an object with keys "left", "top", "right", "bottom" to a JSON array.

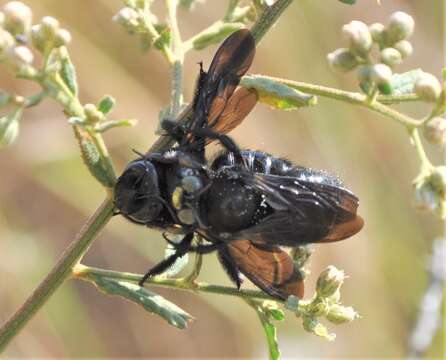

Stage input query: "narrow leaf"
[
  {"left": 190, "top": 21, "right": 245, "bottom": 50},
  {"left": 338, "top": 0, "right": 356, "bottom": 4},
  {"left": 73, "top": 126, "right": 115, "bottom": 188},
  {"left": 98, "top": 95, "right": 116, "bottom": 114},
  {"left": 390, "top": 69, "right": 423, "bottom": 95},
  {"left": 95, "top": 119, "right": 137, "bottom": 133},
  {"left": 60, "top": 53, "right": 78, "bottom": 96},
  {"left": 241, "top": 75, "right": 317, "bottom": 110},
  {"left": 92, "top": 276, "right": 194, "bottom": 329}
]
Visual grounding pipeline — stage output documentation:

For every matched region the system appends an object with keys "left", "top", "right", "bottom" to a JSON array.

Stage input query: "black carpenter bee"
[{"left": 114, "top": 29, "right": 364, "bottom": 300}]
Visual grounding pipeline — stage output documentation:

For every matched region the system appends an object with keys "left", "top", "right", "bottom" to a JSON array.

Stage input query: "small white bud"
[
  {"left": 369, "top": 22, "right": 385, "bottom": 43},
  {"left": 393, "top": 40, "right": 413, "bottom": 58},
  {"left": 6, "top": 45, "right": 33, "bottom": 67},
  {"left": 84, "top": 103, "right": 104, "bottom": 123},
  {"left": 0, "top": 28, "right": 15, "bottom": 52},
  {"left": 423, "top": 117, "right": 446, "bottom": 145},
  {"left": 113, "top": 7, "right": 139, "bottom": 32},
  {"left": 342, "top": 20, "right": 372, "bottom": 56},
  {"left": 3, "top": 1, "right": 32, "bottom": 35},
  {"left": 387, "top": 11, "right": 415, "bottom": 43},
  {"left": 415, "top": 73, "right": 442, "bottom": 102},
  {"left": 316, "top": 266, "right": 345, "bottom": 298},
  {"left": 370, "top": 63, "right": 392, "bottom": 85},
  {"left": 327, "top": 48, "right": 358, "bottom": 72},
  {"left": 413, "top": 171, "right": 446, "bottom": 218},
  {"left": 40, "top": 16, "right": 60, "bottom": 39},
  {"left": 30, "top": 24, "right": 46, "bottom": 52},
  {"left": 380, "top": 47, "right": 402, "bottom": 68},
  {"left": 53, "top": 28, "right": 72, "bottom": 47},
  {"left": 326, "top": 304, "right": 359, "bottom": 324}
]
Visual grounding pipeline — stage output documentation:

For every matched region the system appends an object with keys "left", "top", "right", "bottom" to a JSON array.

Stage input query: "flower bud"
[
  {"left": 84, "top": 103, "right": 104, "bottom": 124},
  {"left": 309, "top": 299, "right": 329, "bottom": 317},
  {"left": 430, "top": 166, "right": 446, "bottom": 195},
  {"left": 113, "top": 7, "right": 139, "bottom": 32},
  {"left": 0, "top": 27, "right": 15, "bottom": 52},
  {"left": 327, "top": 48, "right": 358, "bottom": 72},
  {"left": 380, "top": 47, "right": 402, "bottom": 68},
  {"left": 342, "top": 20, "right": 372, "bottom": 56},
  {"left": 369, "top": 22, "right": 385, "bottom": 43},
  {"left": 30, "top": 24, "right": 43, "bottom": 51},
  {"left": 387, "top": 11, "right": 415, "bottom": 43},
  {"left": 302, "top": 316, "right": 336, "bottom": 341},
  {"left": 370, "top": 63, "right": 392, "bottom": 85},
  {"left": 40, "top": 16, "right": 59, "bottom": 38},
  {"left": 3, "top": 1, "right": 32, "bottom": 35},
  {"left": 423, "top": 117, "right": 446, "bottom": 145},
  {"left": 316, "top": 266, "right": 344, "bottom": 298},
  {"left": 0, "top": 112, "right": 20, "bottom": 147},
  {"left": 413, "top": 172, "right": 446, "bottom": 218},
  {"left": 53, "top": 28, "right": 72, "bottom": 47},
  {"left": 326, "top": 304, "right": 359, "bottom": 324},
  {"left": 393, "top": 40, "right": 413, "bottom": 58},
  {"left": 6, "top": 45, "right": 33, "bottom": 68},
  {"left": 415, "top": 73, "right": 442, "bottom": 102}
]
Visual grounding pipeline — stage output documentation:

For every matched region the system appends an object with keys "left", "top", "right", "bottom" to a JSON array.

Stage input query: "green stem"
[
  {"left": 250, "top": 75, "right": 422, "bottom": 128},
  {"left": 410, "top": 128, "right": 433, "bottom": 171},
  {"left": 250, "top": 0, "right": 294, "bottom": 44},
  {"left": 73, "top": 264, "right": 276, "bottom": 301},
  {"left": 0, "top": 199, "right": 115, "bottom": 352},
  {"left": 166, "top": 0, "right": 183, "bottom": 118}
]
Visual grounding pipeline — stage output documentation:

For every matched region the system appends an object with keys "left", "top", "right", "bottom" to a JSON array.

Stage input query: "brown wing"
[
  {"left": 224, "top": 240, "right": 304, "bottom": 300},
  {"left": 206, "top": 87, "right": 258, "bottom": 143}
]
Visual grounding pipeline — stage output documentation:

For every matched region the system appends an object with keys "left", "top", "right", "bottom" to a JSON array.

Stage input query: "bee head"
[{"left": 114, "top": 159, "right": 163, "bottom": 224}]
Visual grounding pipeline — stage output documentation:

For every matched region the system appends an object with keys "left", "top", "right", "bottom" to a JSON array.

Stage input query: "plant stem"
[
  {"left": 250, "top": 75, "right": 422, "bottom": 128},
  {"left": 0, "top": 199, "right": 115, "bottom": 352},
  {"left": 73, "top": 264, "right": 276, "bottom": 301},
  {"left": 410, "top": 128, "right": 433, "bottom": 171},
  {"left": 166, "top": 0, "right": 183, "bottom": 118},
  {"left": 250, "top": 0, "right": 294, "bottom": 44}
]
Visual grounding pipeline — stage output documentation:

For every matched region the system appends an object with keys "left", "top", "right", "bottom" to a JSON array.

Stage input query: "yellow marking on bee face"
[{"left": 172, "top": 187, "right": 183, "bottom": 210}]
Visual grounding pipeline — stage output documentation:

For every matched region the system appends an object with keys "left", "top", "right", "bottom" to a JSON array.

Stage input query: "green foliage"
[
  {"left": 98, "top": 95, "right": 116, "bottom": 115},
  {"left": 390, "top": 69, "right": 423, "bottom": 95},
  {"left": 60, "top": 51, "right": 78, "bottom": 96},
  {"left": 91, "top": 276, "right": 194, "bottom": 329},
  {"left": 241, "top": 75, "right": 317, "bottom": 110}
]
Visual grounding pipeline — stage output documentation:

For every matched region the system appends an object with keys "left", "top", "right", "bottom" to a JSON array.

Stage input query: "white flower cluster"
[
  {"left": 327, "top": 11, "right": 415, "bottom": 94},
  {"left": 0, "top": 1, "right": 72, "bottom": 71}
]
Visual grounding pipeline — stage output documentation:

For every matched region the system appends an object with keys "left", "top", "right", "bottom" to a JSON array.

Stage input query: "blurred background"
[{"left": 0, "top": 0, "right": 444, "bottom": 358}]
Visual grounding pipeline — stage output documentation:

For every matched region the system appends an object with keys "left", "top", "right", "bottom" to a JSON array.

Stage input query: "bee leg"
[
  {"left": 217, "top": 246, "right": 243, "bottom": 290},
  {"left": 163, "top": 233, "right": 222, "bottom": 254},
  {"left": 192, "top": 127, "right": 241, "bottom": 155},
  {"left": 138, "top": 233, "right": 194, "bottom": 286}
]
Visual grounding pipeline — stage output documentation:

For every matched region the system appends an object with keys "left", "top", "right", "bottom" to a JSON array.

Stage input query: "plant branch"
[
  {"left": 73, "top": 264, "right": 277, "bottom": 301},
  {"left": 0, "top": 199, "right": 115, "bottom": 352},
  {"left": 249, "top": 75, "right": 422, "bottom": 128}
]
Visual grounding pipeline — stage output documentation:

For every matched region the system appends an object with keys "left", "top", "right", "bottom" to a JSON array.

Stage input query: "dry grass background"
[{"left": 0, "top": 0, "right": 444, "bottom": 358}]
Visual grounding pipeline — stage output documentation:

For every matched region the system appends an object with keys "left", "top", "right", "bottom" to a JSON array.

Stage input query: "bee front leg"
[{"left": 139, "top": 233, "right": 194, "bottom": 286}]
